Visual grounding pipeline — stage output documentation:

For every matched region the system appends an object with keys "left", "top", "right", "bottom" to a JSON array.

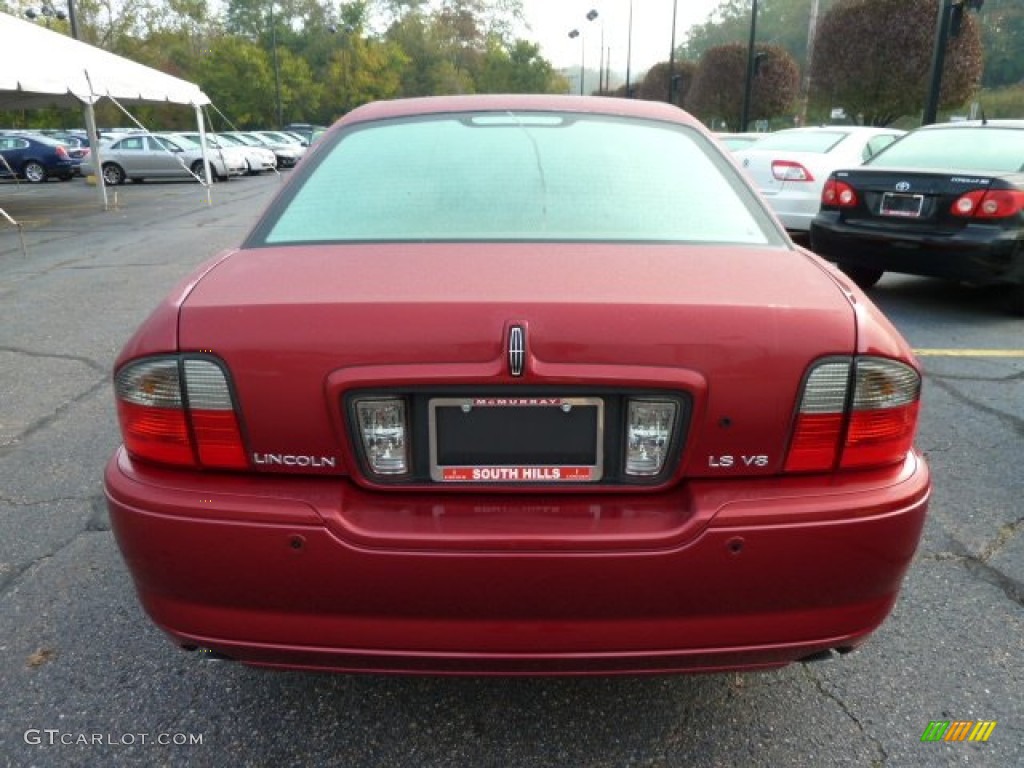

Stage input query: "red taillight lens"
[
  {"left": 821, "top": 179, "right": 858, "bottom": 208},
  {"left": 772, "top": 160, "right": 814, "bottom": 182},
  {"left": 114, "top": 356, "right": 248, "bottom": 469},
  {"left": 951, "top": 189, "right": 1024, "bottom": 219},
  {"left": 785, "top": 357, "right": 921, "bottom": 473}
]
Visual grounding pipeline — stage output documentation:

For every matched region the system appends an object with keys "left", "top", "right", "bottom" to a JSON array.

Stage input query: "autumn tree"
[
  {"left": 687, "top": 42, "right": 800, "bottom": 129},
  {"left": 637, "top": 60, "right": 697, "bottom": 107},
  {"left": 810, "top": 0, "right": 983, "bottom": 125}
]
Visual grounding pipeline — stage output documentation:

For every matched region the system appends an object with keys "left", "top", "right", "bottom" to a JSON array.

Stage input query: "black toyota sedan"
[{"left": 809, "top": 120, "right": 1024, "bottom": 314}]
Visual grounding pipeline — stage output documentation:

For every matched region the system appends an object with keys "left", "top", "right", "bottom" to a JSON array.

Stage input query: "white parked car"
[
  {"left": 734, "top": 126, "right": 905, "bottom": 234},
  {"left": 177, "top": 132, "right": 265, "bottom": 176},
  {"left": 213, "top": 133, "right": 277, "bottom": 174}
]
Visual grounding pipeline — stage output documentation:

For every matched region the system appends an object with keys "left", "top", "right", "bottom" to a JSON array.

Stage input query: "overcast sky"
[{"left": 518, "top": 0, "right": 722, "bottom": 79}]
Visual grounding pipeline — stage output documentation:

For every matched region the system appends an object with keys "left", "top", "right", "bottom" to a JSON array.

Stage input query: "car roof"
[
  {"left": 340, "top": 95, "right": 703, "bottom": 129},
  {"left": 915, "top": 119, "right": 1024, "bottom": 130}
]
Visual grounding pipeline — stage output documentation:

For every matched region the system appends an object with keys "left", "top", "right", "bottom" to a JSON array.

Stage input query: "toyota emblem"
[{"left": 895, "top": 181, "right": 911, "bottom": 192}]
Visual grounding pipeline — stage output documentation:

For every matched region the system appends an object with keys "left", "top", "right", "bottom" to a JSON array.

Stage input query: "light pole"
[
  {"left": 923, "top": 0, "right": 984, "bottom": 125},
  {"left": 568, "top": 29, "right": 584, "bottom": 95},
  {"left": 667, "top": 0, "right": 678, "bottom": 103},
  {"left": 586, "top": 9, "right": 602, "bottom": 93},
  {"left": 268, "top": 2, "right": 283, "bottom": 128},
  {"left": 625, "top": 0, "right": 634, "bottom": 97},
  {"left": 740, "top": 0, "right": 760, "bottom": 132}
]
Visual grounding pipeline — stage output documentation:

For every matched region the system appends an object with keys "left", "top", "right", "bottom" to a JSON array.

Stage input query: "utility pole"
[
  {"left": 740, "top": 0, "right": 759, "bottom": 132},
  {"left": 799, "top": 0, "right": 820, "bottom": 125},
  {"left": 922, "top": 0, "right": 954, "bottom": 125},
  {"left": 667, "top": 0, "right": 678, "bottom": 103}
]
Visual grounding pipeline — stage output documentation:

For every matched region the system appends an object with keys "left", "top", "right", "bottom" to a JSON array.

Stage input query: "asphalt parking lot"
[{"left": 1, "top": 175, "right": 1021, "bottom": 767}]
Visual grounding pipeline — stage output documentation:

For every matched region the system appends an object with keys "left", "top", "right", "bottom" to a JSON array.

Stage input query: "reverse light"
[
  {"left": 115, "top": 355, "right": 247, "bottom": 469},
  {"left": 355, "top": 398, "right": 409, "bottom": 476},
  {"left": 951, "top": 189, "right": 1024, "bottom": 219},
  {"left": 624, "top": 399, "right": 678, "bottom": 476},
  {"left": 772, "top": 160, "right": 814, "bottom": 182},
  {"left": 785, "top": 357, "right": 921, "bottom": 473},
  {"left": 821, "top": 179, "right": 858, "bottom": 208}
]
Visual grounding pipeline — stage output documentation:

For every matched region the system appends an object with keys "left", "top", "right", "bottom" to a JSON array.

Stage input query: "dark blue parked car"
[{"left": 0, "top": 134, "right": 74, "bottom": 182}]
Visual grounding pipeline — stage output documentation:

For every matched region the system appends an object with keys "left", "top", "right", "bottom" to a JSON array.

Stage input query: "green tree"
[
  {"left": 809, "top": 0, "right": 983, "bottom": 125},
  {"left": 475, "top": 39, "right": 562, "bottom": 94},
  {"left": 688, "top": 42, "right": 800, "bottom": 128}
]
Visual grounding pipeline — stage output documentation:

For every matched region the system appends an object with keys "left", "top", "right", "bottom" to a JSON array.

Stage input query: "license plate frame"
[
  {"left": 428, "top": 396, "right": 604, "bottom": 483},
  {"left": 879, "top": 192, "right": 925, "bottom": 218}
]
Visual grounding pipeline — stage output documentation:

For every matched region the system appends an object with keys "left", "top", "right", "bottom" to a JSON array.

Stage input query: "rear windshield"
[
  {"left": 867, "top": 127, "right": 1024, "bottom": 172},
  {"left": 745, "top": 130, "right": 850, "bottom": 153},
  {"left": 253, "top": 112, "right": 783, "bottom": 245}
]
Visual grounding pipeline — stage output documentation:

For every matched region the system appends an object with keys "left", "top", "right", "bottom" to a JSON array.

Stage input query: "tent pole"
[
  {"left": 83, "top": 102, "right": 108, "bottom": 210},
  {"left": 196, "top": 104, "right": 212, "bottom": 206}
]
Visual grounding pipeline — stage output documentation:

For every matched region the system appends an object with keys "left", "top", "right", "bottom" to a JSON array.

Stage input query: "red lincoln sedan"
[{"left": 105, "top": 95, "right": 930, "bottom": 676}]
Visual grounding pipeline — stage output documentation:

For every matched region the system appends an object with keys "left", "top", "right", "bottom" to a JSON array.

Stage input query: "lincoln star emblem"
[
  {"left": 508, "top": 325, "right": 525, "bottom": 377},
  {"left": 895, "top": 181, "right": 911, "bottom": 192}
]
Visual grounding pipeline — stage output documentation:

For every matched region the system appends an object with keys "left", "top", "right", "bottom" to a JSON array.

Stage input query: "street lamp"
[
  {"left": 24, "top": 0, "right": 78, "bottom": 37},
  {"left": 740, "top": 0, "right": 760, "bottom": 132},
  {"left": 625, "top": 0, "right": 634, "bottom": 97},
  {"left": 923, "top": 0, "right": 984, "bottom": 125},
  {"left": 667, "top": 0, "right": 678, "bottom": 103},
  {"left": 568, "top": 29, "right": 584, "bottom": 95},
  {"left": 586, "top": 9, "right": 602, "bottom": 94},
  {"left": 268, "top": 2, "right": 283, "bottom": 128}
]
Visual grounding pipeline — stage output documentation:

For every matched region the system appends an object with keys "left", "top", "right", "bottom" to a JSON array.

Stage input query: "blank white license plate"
[{"left": 880, "top": 192, "right": 924, "bottom": 218}]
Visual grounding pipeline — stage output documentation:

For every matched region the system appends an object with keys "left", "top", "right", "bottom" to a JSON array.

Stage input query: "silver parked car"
[
  {"left": 82, "top": 132, "right": 246, "bottom": 185},
  {"left": 734, "top": 126, "right": 904, "bottom": 235}
]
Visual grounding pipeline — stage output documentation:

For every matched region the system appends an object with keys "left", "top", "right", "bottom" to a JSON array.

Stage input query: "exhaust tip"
[{"left": 797, "top": 649, "right": 836, "bottom": 664}]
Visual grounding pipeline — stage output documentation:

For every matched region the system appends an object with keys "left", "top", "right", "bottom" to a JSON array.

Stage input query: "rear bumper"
[
  {"left": 810, "top": 213, "right": 1024, "bottom": 286},
  {"left": 105, "top": 449, "right": 930, "bottom": 675}
]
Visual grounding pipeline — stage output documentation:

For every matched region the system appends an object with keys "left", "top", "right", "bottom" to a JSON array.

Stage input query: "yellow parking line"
[{"left": 914, "top": 349, "right": 1024, "bottom": 358}]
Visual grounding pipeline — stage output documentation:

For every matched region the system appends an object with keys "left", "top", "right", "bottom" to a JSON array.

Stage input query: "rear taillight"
[
  {"left": 785, "top": 356, "right": 921, "bottom": 473},
  {"left": 114, "top": 355, "right": 248, "bottom": 469},
  {"left": 821, "top": 179, "right": 858, "bottom": 208},
  {"left": 951, "top": 189, "right": 1024, "bottom": 219},
  {"left": 772, "top": 160, "right": 814, "bottom": 182}
]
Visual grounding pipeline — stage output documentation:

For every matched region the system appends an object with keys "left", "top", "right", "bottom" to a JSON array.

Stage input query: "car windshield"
[
  {"left": 166, "top": 134, "right": 199, "bottom": 149},
  {"left": 867, "top": 127, "right": 1024, "bottom": 172},
  {"left": 747, "top": 130, "right": 850, "bottom": 153},
  {"left": 256, "top": 112, "right": 781, "bottom": 246}
]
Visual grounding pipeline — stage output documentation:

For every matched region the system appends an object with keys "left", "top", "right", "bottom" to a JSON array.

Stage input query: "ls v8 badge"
[{"left": 709, "top": 454, "right": 769, "bottom": 468}]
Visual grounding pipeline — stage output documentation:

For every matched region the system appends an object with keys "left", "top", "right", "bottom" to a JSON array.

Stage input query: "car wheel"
[
  {"left": 191, "top": 161, "right": 220, "bottom": 182},
  {"left": 102, "top": 163, "right": 126, "bottom": 186},
  {"left": 23, "top": 161, "right": 47, "bottom": 183},
  {"left": 838, "top": 263, "right": 883, "bottom": 290}
]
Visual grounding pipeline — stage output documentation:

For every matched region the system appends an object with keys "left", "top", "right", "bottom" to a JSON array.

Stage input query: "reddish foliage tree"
[
  {"left": 810, "top": 0, "right": 983, "bottom": 125},
  {"left": 637, "top": 60, "right": 697, "bottom": 106},
  {"left": 687, "top": 42, "right": 800, "bottom": 129}
]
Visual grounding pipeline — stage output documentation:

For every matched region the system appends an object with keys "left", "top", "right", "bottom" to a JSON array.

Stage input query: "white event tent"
[{"left": 0, "top": 11, "right": 213, "bottom": 208}]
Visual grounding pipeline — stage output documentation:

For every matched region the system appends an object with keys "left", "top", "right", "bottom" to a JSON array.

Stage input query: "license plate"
[
  {"left": 429, "top": 397, "right": 604, "bottom": 483},
  {"left": 880, "top": 192, "right": 924, "bottom": 218}
]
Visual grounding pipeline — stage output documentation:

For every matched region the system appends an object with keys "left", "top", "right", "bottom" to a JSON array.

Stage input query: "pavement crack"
[
  {"left": 0, "top": 376, "right": 108, "bottom": 455},
  {"left": 0, "top": 345, "right": 106, "bottom": 375},
  {"left": 0, "top": 495, "right": 111, "bottom": 598},
  {"left": 801, "top": 665, "right": 888, "bottom": 765},
  {"left": 924, "top": 374, "right": 1024, "bottom": 436}
]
